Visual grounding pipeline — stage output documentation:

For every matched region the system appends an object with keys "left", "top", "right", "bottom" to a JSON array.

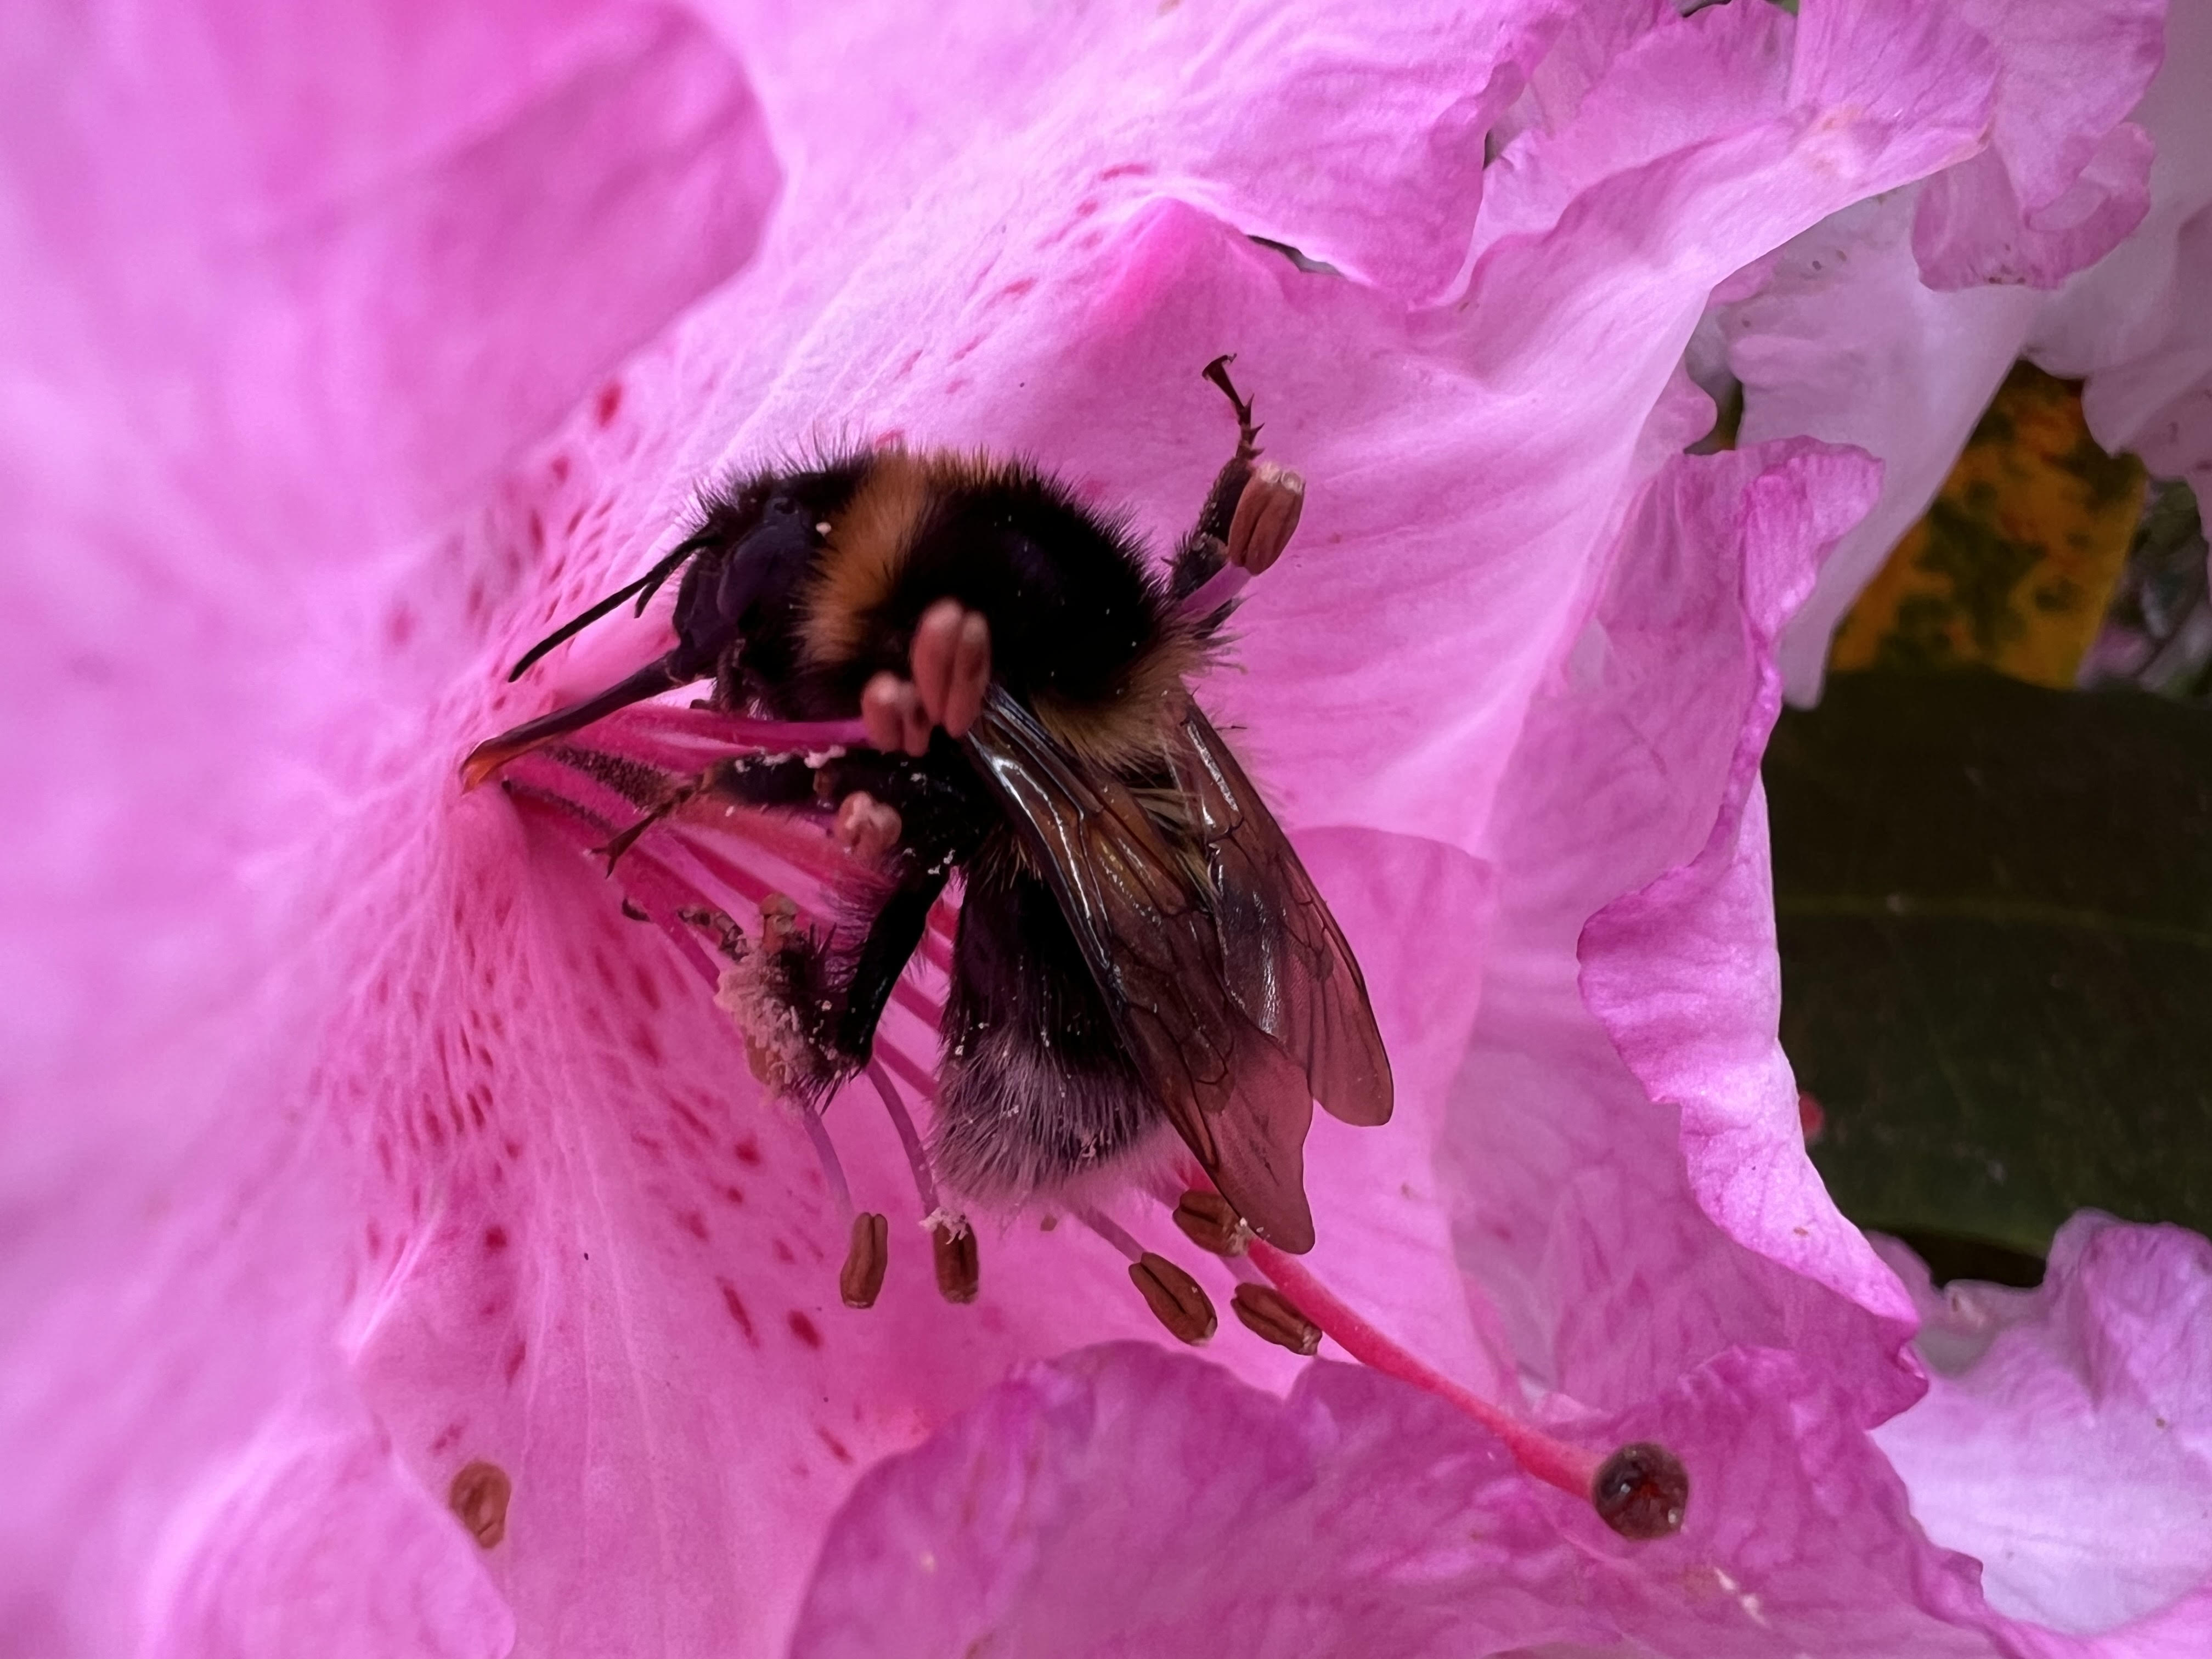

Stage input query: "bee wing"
[
  {"left": 963, "top": 687, "right": 1318, "bottom": 1250},
  {"left": 1169, "top": 704, "right": 1393, "bottom": 1128}
]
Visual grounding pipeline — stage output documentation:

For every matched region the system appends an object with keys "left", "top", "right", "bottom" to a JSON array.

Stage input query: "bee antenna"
[{"left": 505, "top": 535, "right": 708, "bottom": 681}]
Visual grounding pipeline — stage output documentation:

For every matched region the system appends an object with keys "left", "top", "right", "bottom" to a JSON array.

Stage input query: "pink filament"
[
  {"left": 601, "top": 701, "right": 870, "bottom": 757},
  {"left": 863, "top": 1064, "right": 941, "bottom": 1216},
  {"left": 799, "top": 1107, "right": 855, "bottom": 1221},
  {"left": 872, "top": 1040, "right": 938, "bottom": 1102},
  {"left": 1246, "top": 1239, "right": 1602, "bottom": 1504},
  {"left": 1074, "top": 1208, "right": 1146, "bottom": 1265},
  {"left": 507, "top": 789, "right": 724, "bottom": 989},
  {"left": 1176, "top": 564, "right": 1250, "bottom": 621}
]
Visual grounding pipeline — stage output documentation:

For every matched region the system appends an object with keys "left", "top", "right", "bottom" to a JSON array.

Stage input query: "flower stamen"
[
  {"left": 1228, "top": 1281, "right": 1321, "bottom": 1355},
  {"left": 489, "top": 720, "right": 1691, "bottom": 1541},
  {"left": 1078, "top": 1209, "right": 1218, "bottom": 1344},
  {"left": 797, "top": 1106, "right": 856, "bottom": 1224},
  {"left": 863, "top": 1063, "right": 945, "bottom": 1218},
  {"left": 1171, "top": 1188, "right": 1252, "bottom": 1256},
  {"left": 927, "top": 1214, "right": 979, "bottom": 1305},
  {"left": 839, "top": 1211, "right": 890, "bottom": 1309}
]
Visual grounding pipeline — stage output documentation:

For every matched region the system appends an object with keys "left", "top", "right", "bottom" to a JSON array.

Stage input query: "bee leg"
[
  {"left": 597, "top": 764, "right": 727, "bottom": 868},
  {"left": 1204, "top": 353, "right": 1263, "bottom": 466},
  {"left": 1171, "top": 356, "right": 1304, "bottom": 597},
  {"left": 830, "top": 866, "right": 952, "bottom": 1062},
  {"left": 861, "top": 598, "right": 991, "bottom": 755}
]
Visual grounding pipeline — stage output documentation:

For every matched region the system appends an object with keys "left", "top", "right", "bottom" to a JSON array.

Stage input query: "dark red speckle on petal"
[
  {"left": 787, "top": 1311, "right": 822, "bottom": 1350},
  {"left": 484, "top": 1225, "right": 509, "bottom": 1252},
  {"left": 594, "top": 381, "right": 623, "bottom": 426},
  {"left": 816, "top": 1427, "right": 853, "bottom": 1464},
  {"left": 503, "top": 1339, "right": 528, "bottom": 1385},
  {"left": 733, "top": 1136, "right": 762, "bottom": 1167},
  {"left": 719, "top": 1280, "right": 758, "bottom": 1346}
]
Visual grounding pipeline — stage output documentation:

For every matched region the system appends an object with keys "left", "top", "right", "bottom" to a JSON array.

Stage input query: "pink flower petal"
[
  {"left": 794, "top": 1334, "right": 2177, "bottom": 1656},
  {"left": 1915, "top": 123, "right": 2158, "bottom": 291},
  {"left": 140, "top": 1401, "right": 513, "bottom": 1659},
  {"left": 1449, "top": 437, "right": 1920, "bottom": 1425},
  {"left": 1726, "top": 193, "right": 2048, "bottom": 702},
  {"left": 2033, "top": 0, "right": 2212, "bottom": 501},
  {"left": 1911, "top": 0, "right": 2164, "bottom": 289},
  {"left": 1874, "top": 1216, "right": 2212, "bottom": 1644},
  {"left": 1579, "top": 440, "right": 1911, "bottom": 1372},
  {"left": 2, "top": 3, "right": 780, "bottom": 554},
  {"left": 4, "top": 2, "right": 780, "bottom": 1649},
  {"left": 787, "top": 1345, "right": 1614, "bottom": 1659}
]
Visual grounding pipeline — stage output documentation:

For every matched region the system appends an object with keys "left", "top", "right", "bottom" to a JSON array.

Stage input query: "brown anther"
[
  {"left": 1592, "top": 1441, "right": 1690, "bottom": 1539},
  {"left": 1129, "top": 1251, "right": 1217, "bottom": 1344},
  {"left": 840, "top": 1211, "right": 889, "bottom": 1308},
  {"left": 1230, "top": 1282, "right": 1322, "bottom": 1356},
  {"left": 1172, "top": 1189, "right": 1251, "bottom": 1256},
  {"left": 931, "top": 1216, "right": 979, "bottom": 1304},
  {"left": 448, "top": 1460, "right": 512, "bottom": 1549}
]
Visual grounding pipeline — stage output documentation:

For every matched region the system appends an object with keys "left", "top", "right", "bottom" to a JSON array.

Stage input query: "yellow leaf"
[{"left": 1830, "top": 362, "right": 2146, "bottom": 687}]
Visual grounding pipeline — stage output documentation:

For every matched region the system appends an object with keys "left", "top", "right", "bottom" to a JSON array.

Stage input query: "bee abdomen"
[{"left": 931, "top": 854, "right": 1170, "bottom": 1202}]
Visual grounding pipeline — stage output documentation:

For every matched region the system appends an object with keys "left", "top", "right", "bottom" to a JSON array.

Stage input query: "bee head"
[
  {"left": 665, "top": 489, "right": 821, "bottom": 679},
  {"left": 460, "top": 484, "right": 827, "bottom": 791}
]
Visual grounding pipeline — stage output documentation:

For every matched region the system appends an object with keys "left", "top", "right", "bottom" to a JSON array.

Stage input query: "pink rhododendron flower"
[{"left": 6, "top": 3, "right": 2208, "bottom": 1658}]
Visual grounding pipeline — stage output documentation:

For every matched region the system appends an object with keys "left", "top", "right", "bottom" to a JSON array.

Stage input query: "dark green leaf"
[{"left": 1767, "top": 672, "right": 2212, "bottom": 1260}]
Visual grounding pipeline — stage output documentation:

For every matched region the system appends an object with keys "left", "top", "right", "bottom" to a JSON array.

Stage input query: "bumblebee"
[{"left": 465, "top": 360, "right": 1390, "bottom": 1251}]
